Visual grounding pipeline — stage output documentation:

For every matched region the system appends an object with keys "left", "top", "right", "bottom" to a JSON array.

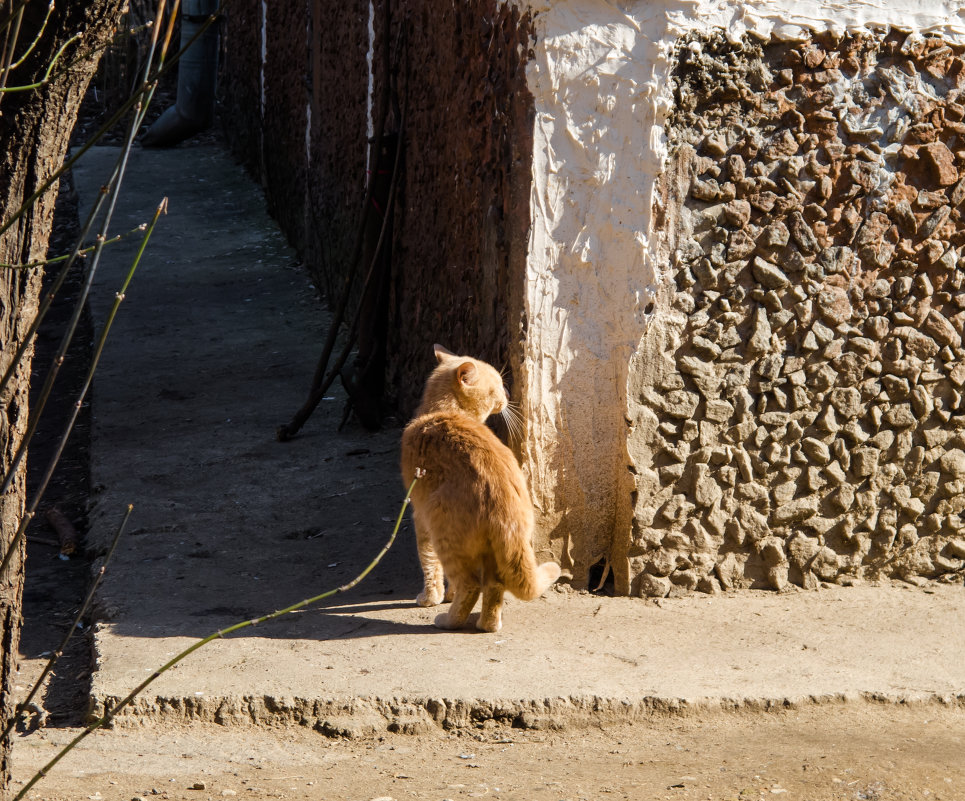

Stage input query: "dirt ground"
[{"left": 10, "top": 704, "right": 965, "bottom": 800}]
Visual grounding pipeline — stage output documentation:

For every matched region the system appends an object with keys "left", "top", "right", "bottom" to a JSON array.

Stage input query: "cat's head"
[{"left": 420, "top": 344, "right": 508, "bottom": 422}]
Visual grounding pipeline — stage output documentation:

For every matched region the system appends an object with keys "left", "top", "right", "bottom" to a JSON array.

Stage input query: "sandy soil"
[{"left": 11, "top": 703, "right": 965, "bottom": 801}]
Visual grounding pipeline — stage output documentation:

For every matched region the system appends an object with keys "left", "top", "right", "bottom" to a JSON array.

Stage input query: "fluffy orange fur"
[{"left": 400, "top": 344, "right": 561, "bottom": 632}]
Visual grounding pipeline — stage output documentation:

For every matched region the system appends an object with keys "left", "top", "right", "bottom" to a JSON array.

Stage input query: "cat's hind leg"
[
  {"left": 414, "top": 514, "right": 445, "bottom": 607},
  {"left": 434, "top": 570, "right": 480, "bottom": 630},
  {"left": 477, "top": 580, "right": 505, "bottom": 633}
]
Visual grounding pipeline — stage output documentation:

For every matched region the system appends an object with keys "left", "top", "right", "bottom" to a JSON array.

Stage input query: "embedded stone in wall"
[{"left": 628, "top": 29, "right": 965, "bottom": 596}]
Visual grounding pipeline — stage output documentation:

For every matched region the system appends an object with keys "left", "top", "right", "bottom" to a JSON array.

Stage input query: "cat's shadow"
[
  {"left": 312, "top": 601, "right": 495, "bottom": 639},
  {"left": 107, "top": 598, "right": 495, "bottom": 641}
]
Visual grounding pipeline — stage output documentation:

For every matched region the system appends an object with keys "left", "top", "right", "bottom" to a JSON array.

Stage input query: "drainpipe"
[{"left": 142, "top": 0, "right": 220, "bottom": 147}]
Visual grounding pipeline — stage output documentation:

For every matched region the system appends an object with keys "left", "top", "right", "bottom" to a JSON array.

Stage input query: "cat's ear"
[
  {"left": 456, "top": 361, "right": 477, "bottom": 386},
  {"left": 434, "top": 343, "right": 456, "bottom": 363}
]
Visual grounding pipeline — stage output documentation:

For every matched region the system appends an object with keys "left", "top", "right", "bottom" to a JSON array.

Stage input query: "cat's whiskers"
[
  {"left": 500, "top": 409, "right": 514, "bottom": 441},
  {"left": 505, "top": 400, "right": 523, "bottom": 428},
  {"left": 501, "top": 402, "right": 524, "bottom": 442}
]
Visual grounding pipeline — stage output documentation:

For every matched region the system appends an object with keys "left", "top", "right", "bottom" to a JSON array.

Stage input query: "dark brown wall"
[
  {"left": 219, "top": 0, "right": 534, "bottom": 418},
  {"left": 222, "top": 1, "right": 310, "bottom": 251},
  {"left": 385, "top": 1, "right": 534, "bottom": 414},
  {"left": 264, "top": 0, "right": 310, "bottom": 254},
  {"left": 307, "top": 0, "right": 369, "bottom": 302},
  {"left": 221, "top": 1, "right": 263, "bottom": 178}
]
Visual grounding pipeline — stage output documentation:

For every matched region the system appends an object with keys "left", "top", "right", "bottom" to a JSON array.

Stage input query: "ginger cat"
[{"left": 400, "top": 344, "right": 561, "bottom": 632}]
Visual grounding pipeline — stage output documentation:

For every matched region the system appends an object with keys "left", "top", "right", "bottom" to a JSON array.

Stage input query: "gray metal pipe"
[{"left": 142, "top": 0, "right": 220, "bottom": 147}]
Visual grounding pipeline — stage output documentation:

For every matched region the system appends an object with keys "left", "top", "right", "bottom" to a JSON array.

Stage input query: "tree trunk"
[{"left": 0, "top": 0, "right": 125, "bottom": 789}]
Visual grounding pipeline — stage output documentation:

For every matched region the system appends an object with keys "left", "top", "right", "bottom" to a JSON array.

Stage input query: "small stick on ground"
[{"left": 44, "top": 507, "right": 78, "bottom": 556}]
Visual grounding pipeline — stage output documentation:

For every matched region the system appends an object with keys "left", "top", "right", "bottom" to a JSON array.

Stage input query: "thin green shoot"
[{"left": 0, "top": 223, "right": 148, "bottom": 271}]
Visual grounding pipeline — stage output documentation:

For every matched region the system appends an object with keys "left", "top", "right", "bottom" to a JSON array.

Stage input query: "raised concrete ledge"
[
  {"left": 90, "top": 691, "right": 965, "bottom": 737},
  {"left": 88, "top": 584, "right": 965, "bottom": 734}
]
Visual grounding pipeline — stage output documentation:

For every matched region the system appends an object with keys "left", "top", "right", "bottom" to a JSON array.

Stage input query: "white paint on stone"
[
  {"left": 366, "top": 0, "right": 376, "bottom": 175},
  {"left": 518, "top": 0, "right": 965, "bottom": 587},
  {"left": 306, "top": 16, "right": 313, "bottom": 168},
  {"left": 519, "top": 0, "right": 663, "bottom": 580},
  {"left": 671, "top": 0, "right": 965, "bottom": 44},
  {"left": 305, "top": 99, "right": 312, "bottom": 235},
  {"left": 259, "top": 0, "right": 267, "bottom": 119}
]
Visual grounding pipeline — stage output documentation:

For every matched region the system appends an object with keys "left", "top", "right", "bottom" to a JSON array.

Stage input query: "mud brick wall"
[
  {"left": 219, "top": 1, "right": 533, "bottom": 417},
  {"left": 306, "top": 0, "right": 368, "bottom": 303},
  {"left": 628, "top": 31, "right": 965, "bottom": 597},
  {"left": 220, "top": 2, "right": 263, "bottom": 179},
  {"left": 221, "top": 1, "right": 312, "bottom": 257},
  {"left": 385, "top": 1, "right": 534, "bottom": 413},
  {"left": 263, "top": 0, "right": 309, "bottom": 255},
  {"left": 220, "top": 0, "right": 368, "bottom": 303}
]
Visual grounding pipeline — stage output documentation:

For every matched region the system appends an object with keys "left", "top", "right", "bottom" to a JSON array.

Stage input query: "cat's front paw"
[{"left": 417, "top": 587, "right": 444, "bottom": 607}]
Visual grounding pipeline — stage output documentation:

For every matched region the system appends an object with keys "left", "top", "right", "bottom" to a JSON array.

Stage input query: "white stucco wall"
[{"left": 518, "top": 0, "right": 965, "bottom": 589}]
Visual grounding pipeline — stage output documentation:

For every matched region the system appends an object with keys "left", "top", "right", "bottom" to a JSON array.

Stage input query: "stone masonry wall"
[{"left": 628, "top": 31, "right": 965, "bottom": 596}]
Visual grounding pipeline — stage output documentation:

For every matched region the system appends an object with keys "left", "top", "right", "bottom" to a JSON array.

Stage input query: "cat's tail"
[{"left": 498, "top": 531, "right": 561, "bottom": 601}]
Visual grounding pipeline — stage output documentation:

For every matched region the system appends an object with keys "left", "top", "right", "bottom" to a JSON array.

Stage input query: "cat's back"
[
  {"left": 402, "top": 410, "right": 513, "bottom": 473},
  {"left": 401, "top": 411, "right": 528, "bottom": 506}
]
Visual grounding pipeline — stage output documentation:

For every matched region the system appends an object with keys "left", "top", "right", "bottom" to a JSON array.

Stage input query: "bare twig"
[
  {"left": 44, "top": 507, "right": 78, "bottom": 556},
  {"left": 278, "top": 125, "right": 404, "bottom": 439},
  {"left": 5, "top": 0, "right": 53, "bottom": 71},
  {"left": 0, "top": 183, "right": 110, "bottom": 402},
  {"left": 0, "top": 0, "right": 23, "bottom": 99},
  {"left": 13, "top": 476, "right": 419, "bottom": 801},
  {"left": 276, "top": 12, "right": 404, "bottom": 441},
  {"left": 291, "top": 114, "right": 405, "bottom": 431},
  {"left": 0, "top": 31, "right": 81, "bottom": 94},
  {"left": 0, "top": 222, "right": 149, "bottom": 271},
  {"left": 0, "top": 0, "right": 30, "bottom": 37},
  {"left": 0, "top": 2, "right": 185, "bottom": 405},
  {"left": 0, "top": 0, "right": 178, "bottom": 509},
  {"left": 0, "top": 2, "right": 221, "bottom": 241}
]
